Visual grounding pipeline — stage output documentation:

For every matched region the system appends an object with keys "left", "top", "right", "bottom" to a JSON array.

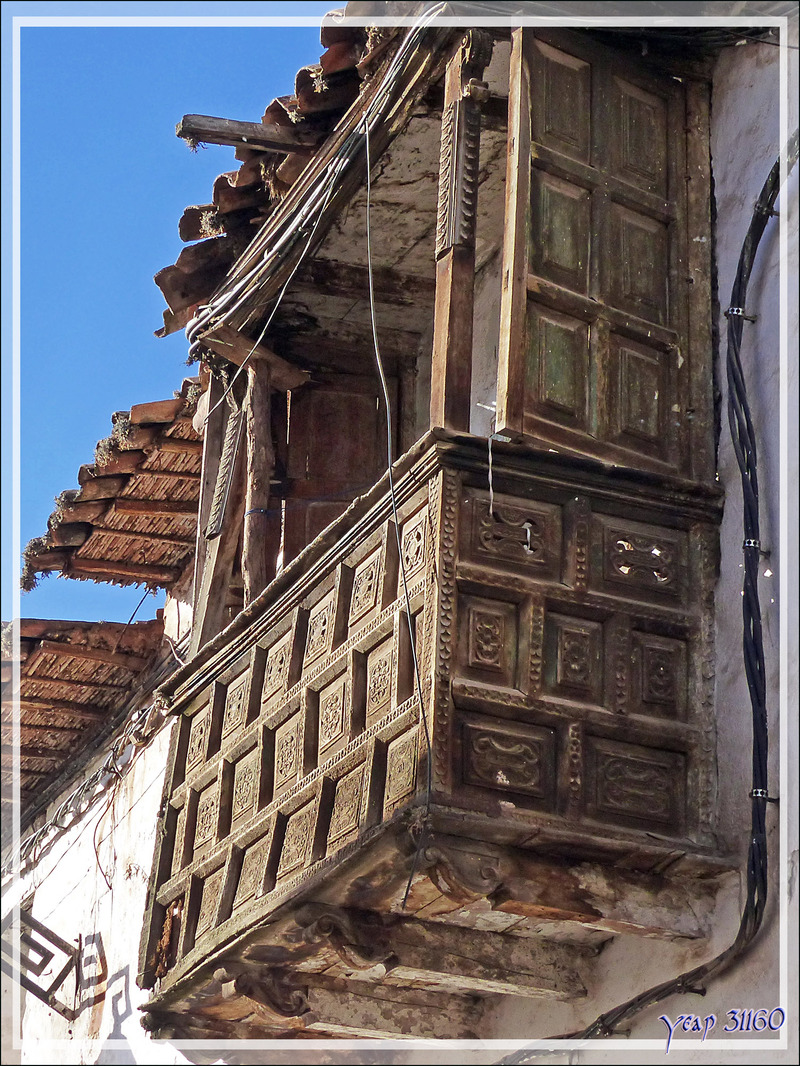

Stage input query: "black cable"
[{"left": 498, "top": 130, "right": 798, "bottom": 1064}]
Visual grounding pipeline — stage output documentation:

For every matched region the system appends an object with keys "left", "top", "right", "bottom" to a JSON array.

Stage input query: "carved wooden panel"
[
  {"left": 317, "top": 673, "right": 349, "bottom": 760},
  {"left": 231, "top": 749, "right": 260, "bottom": 827},
  {"left": 461, "top": 718, "right": 556, "bottom": 805},
  {"left": 233, "top": 829, "right": 274, "bottom": 911},
  {"left": 384, "top": 730, "right": 418, "bottom": 816},
  {"left": 327, "top": 764, "right": 365, "bottom": 851},
  {"left": 277, "top": 801, "right": 317, "bottom": 880},
  {"left": 195, "top": 866, "right": 226, "bottom": 940},
  {"left": 461, "top": 489, "right": 562, "bottom": 580},
  {"left": 585, "top": 737, "right": 685, "bottom": 831},
  {"left": 458, "top": 596, "right": 519, "bottom": 688},
  {"left": 141, "top": 445, "right": 718, "bottom": 1004},
  {"left": 222, "top": 678, "right": 248, "bottom": 742},
  {"left": 140, "top": 477, "right": 433, "bottom": 992},
  {"left": 594, "top": 516, "right": 686, "bottom": 604},
  {"left": 543, "top": 612, "right": 603, "bottom": 703},
  {"left": 365, "top": 639, "right": 395, "bottom": 728},
  {"left": 498, "top": 28, "right": 712, "bottom": 482}
]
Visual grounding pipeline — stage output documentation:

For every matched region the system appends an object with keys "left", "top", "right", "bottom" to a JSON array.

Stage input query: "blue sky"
[{"left": 2, "top": 3, "right": 335, "bottom": 624}]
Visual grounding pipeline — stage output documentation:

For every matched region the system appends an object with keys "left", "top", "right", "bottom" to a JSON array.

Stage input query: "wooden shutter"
[
  {"left": 281, "top": 373, "right": 397, "bottom": 563},
  {"left": 498, "top": 29, "right": 713, "bottom": 482}
]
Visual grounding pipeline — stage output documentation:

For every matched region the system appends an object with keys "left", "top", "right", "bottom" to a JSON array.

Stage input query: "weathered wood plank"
[
  {"left": 75, "top": 476, "right": 128, "bottom": 502},
  {"left": 242, "top": 362, "right": 274, "bottom": 606},
  {"left": 496, "top": 28, "right": 530, "bottom": 437},
  {"left": 111, "top": 499, "right": 198, "bottom": 518},
  {"left": 129, "top": 398, "right": 184, "bottom": 426},
  {"left": 18, "top": 698, "right": 108, "bottom": 722},
  {"left": 34, "top": 640, "right": 152, "bottom": 673},
  {"left": 69, "top": 559, "right": 182, "bottom": 585},
  {"left": 177, "top": 114, "right": 323, "bottom": 154},
  {"left": 429, "top": 35, "right": 490, "bottom": 432},
  {"left": 190, "top": 443, "right": 247, "bottom": 656},
  {"left": 2, "top": 744, "right": 63, "bottom": 761}
]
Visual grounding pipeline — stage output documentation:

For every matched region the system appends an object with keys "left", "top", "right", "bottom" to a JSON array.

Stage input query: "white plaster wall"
[{"left": 11, "top": 723, "right": 192, "bottom": 1066}]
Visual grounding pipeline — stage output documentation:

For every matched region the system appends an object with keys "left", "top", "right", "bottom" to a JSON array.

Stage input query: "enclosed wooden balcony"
[{"left": 138, "top": 430, "right": 728, "bottom": 1040}]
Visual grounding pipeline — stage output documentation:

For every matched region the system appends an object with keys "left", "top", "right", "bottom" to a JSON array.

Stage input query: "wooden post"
[
  {"left": 429, "top": 31, "right": 493, "bottom": 432},
  {"left": 242, "top": 362, "right": 274, "bottom": 606}
]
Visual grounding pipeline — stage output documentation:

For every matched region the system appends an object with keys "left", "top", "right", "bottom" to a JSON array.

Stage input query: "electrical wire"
[
  {"left": 184, "top": 2, "right": 449, "bottom": 369},
  {"left": 362, "top": 115, "right": 434, "bottom": 908},
  {"left": 496, "top": 129, "right": 798, "bottom": 1064}
]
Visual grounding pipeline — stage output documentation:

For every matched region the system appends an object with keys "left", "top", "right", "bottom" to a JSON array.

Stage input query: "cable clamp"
[
  {"left": 725, "top": 306, "right": 758, "bottom": 322},
  {"left": 742, "top": 538, "right": 761, "bottom": 550},
  {"left": 750, "top": 788, "right": 779, "bottom": 803}
]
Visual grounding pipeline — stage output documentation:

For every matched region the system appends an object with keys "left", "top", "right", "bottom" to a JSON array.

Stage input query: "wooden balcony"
[{"left": 138, "top": 430, "right": 729, "bottom": 1040}]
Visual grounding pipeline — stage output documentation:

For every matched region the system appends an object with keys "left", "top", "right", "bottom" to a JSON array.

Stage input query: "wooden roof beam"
[
  {"left": 20, "top": 674, "right": 129, "bottom": 695},
  {"left": 177, "top": 114, "right": 323, "bottom": 154},
  {"left": 2, "top": 745, "right": 63, "bottom": 761},
  {"left": 198, "top": 324, "right": 309, "bottom": 391},
  {"left": 34, "top": 640, "right": 152, "bottom": 673},
  {"left": 17, "top": 698, "right": 109, "bottom": 723},
  {"left": 112, "top": 499, "right": 198, "bottom": 518},
  {"left": 69, "top": 558, "right": 182, "bottom": 585}
]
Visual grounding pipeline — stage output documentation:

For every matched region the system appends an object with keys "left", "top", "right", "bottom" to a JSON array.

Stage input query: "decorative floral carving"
[
  {"left": 275, "top": 725, "right": 298, "bottom": 785},
  {"left": 319, "top": 685, "right": 345, "bottom": 753},
  {"left": 234, "top": 835, "right": 270, "bottom": 908},
  {"left": 350, "top": 554, "right": 380, "bottom": 625},
  {"left": 468, "top": 609, "right": 504, "bottom": 669},
  {"left": 232, "top": 761, "right": 257, "bottom": 821},
  {"left": 327, "top": 767, "right": 364, "bottom": 845},
  {"left": 642, "top": 645, "right": 676, "bottom": 703},
  {"left": 186, "top": 713, "right": 208, "bottom": 770},
  {"left": 195, "top": 791, "right": 217, "bottom": 849},
  {"left": 385, "top": 732, "right": 417, "bottom": 811},
  {"left": 222, "top": 682, "right": 247, "bottom": 737},
  {"left": 367, "top": 649, "right": 393, "bottom": 717},
  {"left": 559, "top": 630, "right": 591, "bottom": 687},
  {"left": 196, "top": 867, "right": 225, "bottom": 937},
  {"left": 265, "top": 636, "right": 291, "bottom": 698},
  {"left": 479, "top": 504, "right": 546, "bottom": 561},
  {"left": 401, "top": 516, "right": 426, "bottom": 577},
  {"left": 305, "top": 600, "right": 333, "bottom": 663},
  {"left": 278, "top": 804, "right": 315, "bottom": 877}
]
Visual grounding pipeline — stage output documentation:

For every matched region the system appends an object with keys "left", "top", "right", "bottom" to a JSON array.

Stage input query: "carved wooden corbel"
[
  {"left": 420, "top": 838, "right": 508, "bottom": 904},
  {"left": 293, "top": 903, "right": 396, "bottom": 973},
  {"left": 213, "top": 964, "right": 310, "bottom": 1018}
]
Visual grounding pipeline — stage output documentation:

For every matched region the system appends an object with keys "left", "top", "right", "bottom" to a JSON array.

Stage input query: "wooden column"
[
  {"left": 242, "top": 361, "right": 274, "bottom": 606},
  {"left": 430, "top": 31, "right": 493, "bottom": 432}
]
